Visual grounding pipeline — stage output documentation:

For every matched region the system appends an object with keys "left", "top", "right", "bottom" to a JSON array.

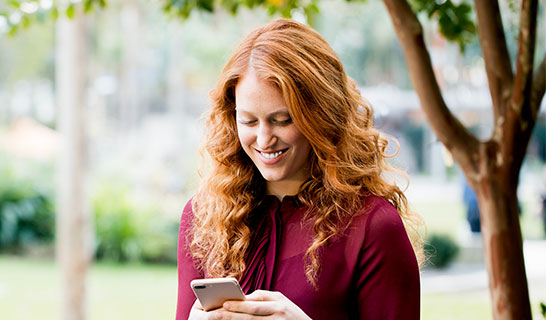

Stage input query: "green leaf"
[
  {"left": 411, "top": 0, "right": 476, "bottom": 52},
  {"left": 8, "top": 24, "right": 17, "bottom": 36},
  {"left": 307, "top": 3, "right": 319, "bottom": 14},
  {"left": 50, "top": 7, "right": 59, "bottom": 20},
  {"left": 20, "top": 14, "right": 30, "bottom": 28},
  {"left": 267, "top": 4, "right": 276, "bottom": 15},
  {"left": 84, "top": 0, "right": 93, "bottom": 13},
  {"left": 66, "top": 3, "right": 75, "bottom": 19},
  {"left": 8, "top": 1, "right": 21, "bottom": 9},
  {"left": 227, "top": 2, "right": 239, "bottom": 15},
  {"left": 197, "top": 0, "right": 214, "bottom": 12}
]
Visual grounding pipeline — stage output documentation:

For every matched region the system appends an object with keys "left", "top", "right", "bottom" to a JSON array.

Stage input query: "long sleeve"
[
  {"left": 355, "top": 203, "right": 420, "bottom": 319},
  {"left": 175, "top": 200, "right": 203, "bottom": 320}
]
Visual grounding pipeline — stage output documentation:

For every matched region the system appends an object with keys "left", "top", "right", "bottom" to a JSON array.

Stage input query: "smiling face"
[{"left": 235, "top": 68, "right": 311, "bottom": 198}]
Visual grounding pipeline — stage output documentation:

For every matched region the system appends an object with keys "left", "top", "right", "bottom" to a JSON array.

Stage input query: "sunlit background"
[{"left": 1, "top": 1, "right": 545, "bottom": 319}]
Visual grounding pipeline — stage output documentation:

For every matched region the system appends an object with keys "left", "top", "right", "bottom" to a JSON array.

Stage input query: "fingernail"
[{"left": 223, "top": 302, "right": 231, "bottom": 309}]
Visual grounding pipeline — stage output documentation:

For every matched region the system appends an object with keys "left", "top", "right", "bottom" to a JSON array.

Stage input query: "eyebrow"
[{"left": 235, "top": 109, "right": 291, "bottom": 118}]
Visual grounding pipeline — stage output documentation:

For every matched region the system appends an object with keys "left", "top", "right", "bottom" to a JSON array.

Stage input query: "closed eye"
[
  {"left": 272, "top": 118, "right": 293, "bottom": 125},
  {"left": 238, "top": 119, "right": 257, "bottom": 125}
]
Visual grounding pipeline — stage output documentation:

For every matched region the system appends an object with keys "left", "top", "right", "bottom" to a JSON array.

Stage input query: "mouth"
[{"left": 257, "top": 148, "right": 288, "bottom": 160}]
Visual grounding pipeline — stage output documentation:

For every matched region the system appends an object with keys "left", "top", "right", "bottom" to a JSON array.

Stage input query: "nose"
[{"left": 256, "top": 123, "right": 276, "bottom": 149}]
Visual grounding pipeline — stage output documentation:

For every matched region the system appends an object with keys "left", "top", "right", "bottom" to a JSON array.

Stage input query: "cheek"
[
  {"left": 237, "top": 126, "right": 253, "bottom": 149},
  {"left": 285, "top": 128, "right": 310, "bottom": 149}
]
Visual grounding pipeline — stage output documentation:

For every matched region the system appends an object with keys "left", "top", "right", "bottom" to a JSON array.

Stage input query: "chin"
[{"left": 258, "top": 170, "right": 284, "bottom": 182}]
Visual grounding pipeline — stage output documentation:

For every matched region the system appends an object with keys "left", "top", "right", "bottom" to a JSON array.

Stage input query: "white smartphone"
[{"left": 190, "top": 278, "right": 246, "bottom": 311}]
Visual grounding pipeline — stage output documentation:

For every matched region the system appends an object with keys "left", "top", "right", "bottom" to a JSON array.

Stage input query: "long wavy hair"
[{"left": 190, "top": 18, "right": 424, "bottom": 285}]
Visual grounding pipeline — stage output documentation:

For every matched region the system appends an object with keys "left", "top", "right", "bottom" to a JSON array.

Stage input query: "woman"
[{"left": 177, "top": 18, "right": 423, "bottom": 320}]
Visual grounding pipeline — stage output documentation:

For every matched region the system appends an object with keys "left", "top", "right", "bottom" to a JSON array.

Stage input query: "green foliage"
[
  {"left": 411, "top": 0, "right": 477, "bottom": 52},
  {"left": 0, "top": 0, "right": 106, "bottom": 36},
  {"left": 424, "top": 233, "right": 460, "bottom": 269},
  {"left": 541, "top": 301, "right": 546, "bottom": 318},
  {"left": 160, "top": 0, "right": 320, "bottom": 20},
  {"left": 0, "top": 165, "right": 55, "bottom": 252},
  {"left": 93, "top": 181, "right": 178, "bottom": 264},
  {"left": 3, "top": 0, "right": 477, "bottom": 51},
  {"left": 160, "top": 0, "right": 476, "bottom": 48},
  {"left": 0, "top": 15, "right": 55, "bottom": 84}
]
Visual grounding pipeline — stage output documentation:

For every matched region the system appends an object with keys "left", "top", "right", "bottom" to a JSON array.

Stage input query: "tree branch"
[
  {"left": 503, "top": 0, "right": 538, "bottom": 181},
  {"left": 382, "top": 0, "right": 480, "bottom": 175},
  {"left": 531, "top": 53, "right": 546, "bottom": 118},
  {"left": 474, "top": 0, "right": 513, "bottom": 119}
]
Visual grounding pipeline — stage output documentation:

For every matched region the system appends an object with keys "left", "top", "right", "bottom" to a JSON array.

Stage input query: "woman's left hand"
[{"left": 215, "top": 290, "right": 312, "bottom": 319}]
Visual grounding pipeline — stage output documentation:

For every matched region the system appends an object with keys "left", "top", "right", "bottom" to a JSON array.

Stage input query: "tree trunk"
[
  {"left": 56, "top": 5, "right": 90, "bottom": 320},
  {"left": 475, "top": 186, "right": 530, "bottom": 319},
  {"left": 470, "top": 143, "right": 531, "bottom": 319},
  {"left": 119, "top": 0, "right": 141, "bottom": 131}
]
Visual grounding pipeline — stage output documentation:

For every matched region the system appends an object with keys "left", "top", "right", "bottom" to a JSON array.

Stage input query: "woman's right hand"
[
  {"left": 188, "top": 299, "right": 220, "bottom": 320},
  {"left": 188, "top": 290, "right": 312, "bottom": 320}
]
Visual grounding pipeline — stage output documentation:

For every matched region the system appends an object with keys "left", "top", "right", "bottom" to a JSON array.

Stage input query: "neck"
[{"left": 266, "top": 180, "right": 303, "bottom": 200}]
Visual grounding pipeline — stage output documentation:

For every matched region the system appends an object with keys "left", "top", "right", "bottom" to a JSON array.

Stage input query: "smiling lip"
[{"left": 256, "top": 148, "right": 288, "bottom": 165}]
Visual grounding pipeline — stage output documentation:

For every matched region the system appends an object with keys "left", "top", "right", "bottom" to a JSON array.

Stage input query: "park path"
[{"left": 421, "top": 239, "right": 546, "bottom": 296}]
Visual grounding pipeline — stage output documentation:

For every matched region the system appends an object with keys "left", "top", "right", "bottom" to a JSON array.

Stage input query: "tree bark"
[
  {"left": 474, "top": 142, "right": 532, "bottom": 320},
  {"left": 474, "top": 0, "right": 513, "bottom": 118},
  {"left": 504, "top": 0, "right": 538, "bottom": 181},
  {"left": 56, "top": 5, "right": 90, "bottom": 320},
  {"left": 119, "top": 0, "right": 141, "bottom": 131}
]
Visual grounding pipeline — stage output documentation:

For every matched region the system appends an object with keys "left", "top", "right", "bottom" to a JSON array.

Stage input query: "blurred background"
[{"left": 0, "top": 0, "right": 545, "bottom": 319}]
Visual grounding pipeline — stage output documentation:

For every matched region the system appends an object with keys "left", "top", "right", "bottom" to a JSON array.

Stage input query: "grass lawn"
[
  {"left": 422, "top": 290, "right": 492, "bottom": 320},
  {"left": 412, "top": 201, "right": 465, "bottom": 239},
  {"left": 0, "top": 256, "right": 177, "bottom": 320}
]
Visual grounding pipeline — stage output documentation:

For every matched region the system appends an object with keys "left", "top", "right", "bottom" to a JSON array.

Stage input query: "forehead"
[{"left": 234, "top": 68, "right": 288, "bottom": 114}]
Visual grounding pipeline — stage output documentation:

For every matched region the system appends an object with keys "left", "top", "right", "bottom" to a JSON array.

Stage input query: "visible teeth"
[{"left": 261, "top": 151, "right": 283, "bottom": 159}]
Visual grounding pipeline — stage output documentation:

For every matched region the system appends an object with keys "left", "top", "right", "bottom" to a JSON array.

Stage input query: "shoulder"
[
  {"left": 350, "top": 194, "right": 402, "bottom": 231},
  {"left": 340, "top": 194, "right": 404, "bottom": 249},
  {"left": 344, "top": 194, "right": 411, "bottom": 253},
  {"left": 180, "top": 198, "right": 195, "bottom": 233},
  {"left": 354, "top": 195, "right": 414, "bottom": 260},
  {"left": 178, "top": 198, "right": 197, "bottom": 261},
  {"left": 363, "top": 195, "right": 404, "bottom": 233},
  {"left": 182, "top": 198, "right": 194, "bottom": 215}
]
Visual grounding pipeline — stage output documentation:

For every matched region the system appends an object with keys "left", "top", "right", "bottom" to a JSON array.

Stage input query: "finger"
[
  {"left": 245, "top": 290, "right": 285, "bottom": 302},
  {"left": 189, "top": 305, "right": 217, "bottom": 320},
  {"left": 214, "top": 308, "right": 270, "bottom": 320},
  {"left": 192, "top": 298, "right": 204, "bottom": 310},
  {"left": 223, "top": 300, "right": 278, "bottom": 316}
]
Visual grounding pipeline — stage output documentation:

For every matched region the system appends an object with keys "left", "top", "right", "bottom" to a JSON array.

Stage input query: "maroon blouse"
[{"left": 176, "top": 195, "right": 420, "bottom": 319}]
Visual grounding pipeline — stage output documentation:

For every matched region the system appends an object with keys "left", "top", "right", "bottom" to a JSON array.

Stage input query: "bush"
[
  {"left": 0, "top": 166, "right": 55, "bottom": 252},
  {"left": 424, "top": 234, "right": 460, "bottom": 269},
  {"left": 92, "top": 181, "right": 177, "bottom": 264},
  {"left": 0, "top": 154, "right": 179, "bottom": 264}
]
